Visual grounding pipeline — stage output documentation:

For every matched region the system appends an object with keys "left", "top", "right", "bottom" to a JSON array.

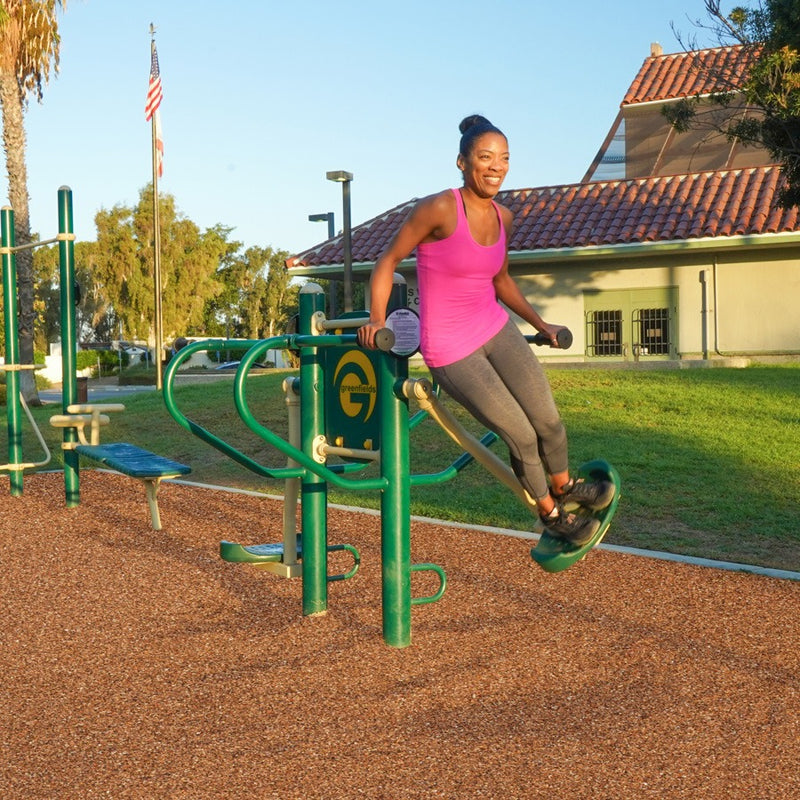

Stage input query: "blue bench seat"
[{"left": 75, "top": 442, "right": 191, "bottom": 529}]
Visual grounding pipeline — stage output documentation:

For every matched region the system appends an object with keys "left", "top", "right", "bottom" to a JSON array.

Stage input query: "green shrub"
[{"left": 76, "top": 349, "right": 126, "bottom": 377}]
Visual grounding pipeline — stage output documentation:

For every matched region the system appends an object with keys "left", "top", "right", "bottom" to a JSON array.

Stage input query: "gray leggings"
[{"left": 430, "top": 319, "right": 568, "bottom": 502}]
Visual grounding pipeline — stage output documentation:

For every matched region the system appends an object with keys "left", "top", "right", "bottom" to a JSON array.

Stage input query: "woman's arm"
[{"left": 358, "top": 191, "right": 452, "bottom": 348}]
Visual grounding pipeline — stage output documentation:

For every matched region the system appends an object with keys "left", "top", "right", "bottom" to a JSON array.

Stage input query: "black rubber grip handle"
[{"left": 530, "top": 328, "right": 573, "bottom": 349}]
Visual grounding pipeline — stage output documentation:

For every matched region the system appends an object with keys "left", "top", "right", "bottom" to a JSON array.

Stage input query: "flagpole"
[{"left": 149, "top": 25, "right": 163, "bottom": 390}]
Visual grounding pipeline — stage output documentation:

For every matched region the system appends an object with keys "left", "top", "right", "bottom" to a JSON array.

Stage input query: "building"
[{"left": 289, "top": 44, "right": 800, "bottom": 363}]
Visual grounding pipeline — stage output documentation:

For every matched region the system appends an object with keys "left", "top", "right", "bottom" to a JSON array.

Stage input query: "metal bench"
[{"left": 50, "top": 404, "right": 191, "bottom": 530}]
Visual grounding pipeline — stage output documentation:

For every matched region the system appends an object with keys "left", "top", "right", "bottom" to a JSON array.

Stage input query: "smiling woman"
[{"left": 357, "top": 114, "right": 616, "bottom": 552}]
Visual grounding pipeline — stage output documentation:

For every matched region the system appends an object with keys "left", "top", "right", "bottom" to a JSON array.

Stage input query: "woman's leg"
[
  {"left": 483, "top": 321, "right": 569, "bottom": 478},
  {"left": 430, "top": 321, "right": 566, "bottom": 503},
  {"left": 431, "top": 323, "right": 606, "bottom": 544}
]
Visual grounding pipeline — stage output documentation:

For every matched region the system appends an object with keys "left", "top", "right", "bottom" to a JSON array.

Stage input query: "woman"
[{"left": 358, "top": 115, "right": 613, "bottom": 545}]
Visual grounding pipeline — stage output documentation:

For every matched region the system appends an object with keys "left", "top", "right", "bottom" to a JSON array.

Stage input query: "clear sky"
[{"left": 2, "top": 0, "right": 724, "bottom": 257}]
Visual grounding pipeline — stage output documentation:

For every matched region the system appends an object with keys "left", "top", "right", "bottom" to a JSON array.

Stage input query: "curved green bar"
[
  {"left": 232, "top": 337, "right": 387, "bottom": 492},
  {"left": 326, "top": 543, "right": 361, "bottom": 582},
  {"left": 163, "top": 336, "right": 390, "bottom": 488},
  {"left": 410, "top": 563, "right": 447, "bottom": 605},
  {"left": 410, "top": 430, "right": 499, "bottom": 487},
  {"left": 163, "top": 339, "right": 305, "bottom": 481}
]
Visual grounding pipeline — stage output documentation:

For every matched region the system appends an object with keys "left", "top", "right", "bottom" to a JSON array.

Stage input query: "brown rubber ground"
[{"left": 1, "top": 472, "right": 798, "bottom": 799}]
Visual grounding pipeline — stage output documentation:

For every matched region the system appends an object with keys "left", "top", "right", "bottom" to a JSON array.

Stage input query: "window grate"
[
  {"left": 586, "top": 310, "right": 623, "bottom": 356},
  {"left": 633, "top": 307, "right": 671, "bottom": 355}
]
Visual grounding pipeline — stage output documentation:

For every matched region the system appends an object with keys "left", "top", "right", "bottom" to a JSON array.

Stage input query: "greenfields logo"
[{"left": 332, "top": 350, "right": 377, "bottom": 421}]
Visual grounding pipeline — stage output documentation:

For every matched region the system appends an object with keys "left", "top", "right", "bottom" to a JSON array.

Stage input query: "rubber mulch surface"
[{"left": 1, "top": 472, "right": 798, "bottom": 799}]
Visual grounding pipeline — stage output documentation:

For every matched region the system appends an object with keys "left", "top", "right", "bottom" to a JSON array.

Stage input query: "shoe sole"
[{"left": 531, "top": 459, "right": 621, "bottom": 574}]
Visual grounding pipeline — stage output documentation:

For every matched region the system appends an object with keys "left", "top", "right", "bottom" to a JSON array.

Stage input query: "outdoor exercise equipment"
[
  {"left": 162, "top": 277, "right": 615, "bottom": 648},
  {"left": 164, "top": 279, "right": 448, "bottom": 649},
  {"left": 0, "top": 190, "right": 76, "bottom": 494},
  {"left": 49, "top": 402, "right": 191, "bottom": 529},
  {"left": 0, "top": 232, "right": 51, "bottom": 488},
  {"left": 1, "top": 188, "right": 191, "bottom": 525}
]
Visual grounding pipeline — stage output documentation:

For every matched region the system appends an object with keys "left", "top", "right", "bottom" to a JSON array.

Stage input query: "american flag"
[
  {"left": 145, "top": 42, "right": 164, "bottom": 176},
  {"left": 144, "top": 43, "right": 162, "bottom": 121}
]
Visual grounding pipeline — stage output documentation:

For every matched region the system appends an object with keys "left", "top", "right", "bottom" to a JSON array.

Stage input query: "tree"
[
  {"left": 33, "top": 239, "right": 111, "bottom": 347},
  {"left": 0, "top": 0, "right": 65, "bottom": 404},
  {"left": 202, "top": 243, "right": 262, "bottom": 338},
  {"left": 24, "top": 182, "right": 298, "bottom": 359},
  {"left": 94, "top": 185, "right": 226, "bottom": 349},
  {"left": 667, "top": 0, "right": 800, "bottom": 206},
  {"left": 201, "top": 244, "right": 298, "bottom": 340},
  {"left": 262, "top": 248, "right": 298, "bottom": 338}
]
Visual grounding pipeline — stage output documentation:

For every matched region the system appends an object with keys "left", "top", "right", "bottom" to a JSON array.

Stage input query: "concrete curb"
[{"left": 170, "top": 479, "right": 800, "bottom": 583}]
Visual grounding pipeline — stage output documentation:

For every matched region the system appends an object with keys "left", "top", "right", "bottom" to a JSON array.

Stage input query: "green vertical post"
[
  {"left": 57, "top": 186, "right": 79, "bottom": 506},
  {"left": 379, "top": 352, "right": 412, "bottom": 647},
  {"left": 380, "top": 275, "right": 412, "bottom": 647},
  {"left": 299, "top": 283, "right": 328, "bottom": 616},
  {"left": 1, "top": 207, "right": 23, "bottom": 495}
]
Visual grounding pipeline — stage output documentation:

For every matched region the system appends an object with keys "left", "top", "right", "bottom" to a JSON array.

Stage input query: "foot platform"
[
  {"left": 220, "top": 536, "right": 360, "bottom": 581},
  {"left": 531, "top": 459, "right": 621, "bottom": 574}
]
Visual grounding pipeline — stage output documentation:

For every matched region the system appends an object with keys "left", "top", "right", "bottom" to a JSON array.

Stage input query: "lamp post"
[
  {"left": 326, "top": 170, "right": 354, "bottom": 313},
  {"left": 308, "top": 211, "right": 335, "bottom": 239},
  {"left": 308, "top": 211, "right": 337, "bottom": 317}
]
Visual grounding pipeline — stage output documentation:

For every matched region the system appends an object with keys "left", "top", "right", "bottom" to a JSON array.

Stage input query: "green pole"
[
  {"left": 379, "top": 353, "right": 412, "bottom": 647},
  {"left": 299, "top": 283, "right": 328, "bottom": 616},
  {"left": 380, "top": 275, "right": 412, "bottom": 647},
  {"left": 57, "top": 187, "right": 79, "bottom": 506},
  {"left": 1, "top": 206, "right": 23, "bottom": 496}
]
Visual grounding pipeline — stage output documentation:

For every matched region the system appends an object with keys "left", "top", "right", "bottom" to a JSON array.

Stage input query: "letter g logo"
[{"left": 332, "top": 351, "right": 377, "bottom": 422}]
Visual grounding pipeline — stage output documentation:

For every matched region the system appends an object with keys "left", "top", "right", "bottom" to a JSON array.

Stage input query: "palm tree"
[{"left": 0, "top": 0, "right": 65, "bottom": 404}]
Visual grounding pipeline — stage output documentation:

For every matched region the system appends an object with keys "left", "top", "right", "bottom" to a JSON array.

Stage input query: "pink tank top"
[{"left": 416, "top": 189, "right": 509, "bottom": 367}]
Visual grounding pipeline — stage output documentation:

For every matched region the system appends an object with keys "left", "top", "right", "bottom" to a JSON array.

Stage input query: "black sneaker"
[
  {"left": 554, "top": 477, "right": 615, "bottom": 511},
  {"left": 539, "top": 506, "right": 601, "bottom": 547}
]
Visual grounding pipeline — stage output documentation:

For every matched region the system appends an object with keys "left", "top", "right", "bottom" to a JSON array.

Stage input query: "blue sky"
[{"left": 3, "top": 0, "right": 724, "bottom": 257}]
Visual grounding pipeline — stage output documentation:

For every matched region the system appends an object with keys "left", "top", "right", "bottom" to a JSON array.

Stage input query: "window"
[
  {"left": 634, "top": 307, "right": 670, "bottom": 355},
  {"left": 586, "top": 310, "right": 623, "bottom": 356},
  {"left": 583, "top": 287, "right": 677, "bottom": 360}
]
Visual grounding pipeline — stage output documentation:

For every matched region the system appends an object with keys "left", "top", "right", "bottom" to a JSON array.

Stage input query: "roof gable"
[{"left": 622, "top": 44, "right": 760, "bottom": 105}]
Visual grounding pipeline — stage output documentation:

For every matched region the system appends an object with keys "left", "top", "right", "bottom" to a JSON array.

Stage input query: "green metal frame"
[
  {"left": 163, "top": 282, "right": 457, "bottom": 648},
  {"left": 1, "top": 188, "right": 75, "bottom": 500},
  {"left": 1, "top": 206, "right": 22, "bottom": 495}
]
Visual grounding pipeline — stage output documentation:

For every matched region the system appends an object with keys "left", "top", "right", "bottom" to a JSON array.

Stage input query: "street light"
[
  {"left": 326, "top": 170, "right": 354, "bottom": 313},
  {"left": 308, "top": 211, "right": 337, "bottom": 315},
  {"left": 308, "top": 211, "right": 335, "bottom": 239}
]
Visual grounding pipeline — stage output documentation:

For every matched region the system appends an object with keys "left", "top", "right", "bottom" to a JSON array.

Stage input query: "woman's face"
[{"left": 457, "top": 132, "right": 510, "bottom": 198}]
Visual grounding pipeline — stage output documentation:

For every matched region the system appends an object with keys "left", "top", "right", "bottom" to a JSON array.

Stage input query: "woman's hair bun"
[
  {"left": 459, "top": 114, "right": 493, "bottom": 134},
  {"left": 458, "top": 115, "right": 505, "bottom": 156}
]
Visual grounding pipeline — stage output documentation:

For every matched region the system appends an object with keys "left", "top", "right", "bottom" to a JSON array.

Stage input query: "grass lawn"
[{"left": 9, "top": 363, "right": 800, "bottom": 571}]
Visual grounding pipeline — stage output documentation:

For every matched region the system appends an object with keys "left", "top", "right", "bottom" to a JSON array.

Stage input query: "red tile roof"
[
  {"left": 291, "top": 166, "right": 799, "bottom": 268},
  {"left": 622, "top": 44, "right": 760, "bottom": 105}
]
